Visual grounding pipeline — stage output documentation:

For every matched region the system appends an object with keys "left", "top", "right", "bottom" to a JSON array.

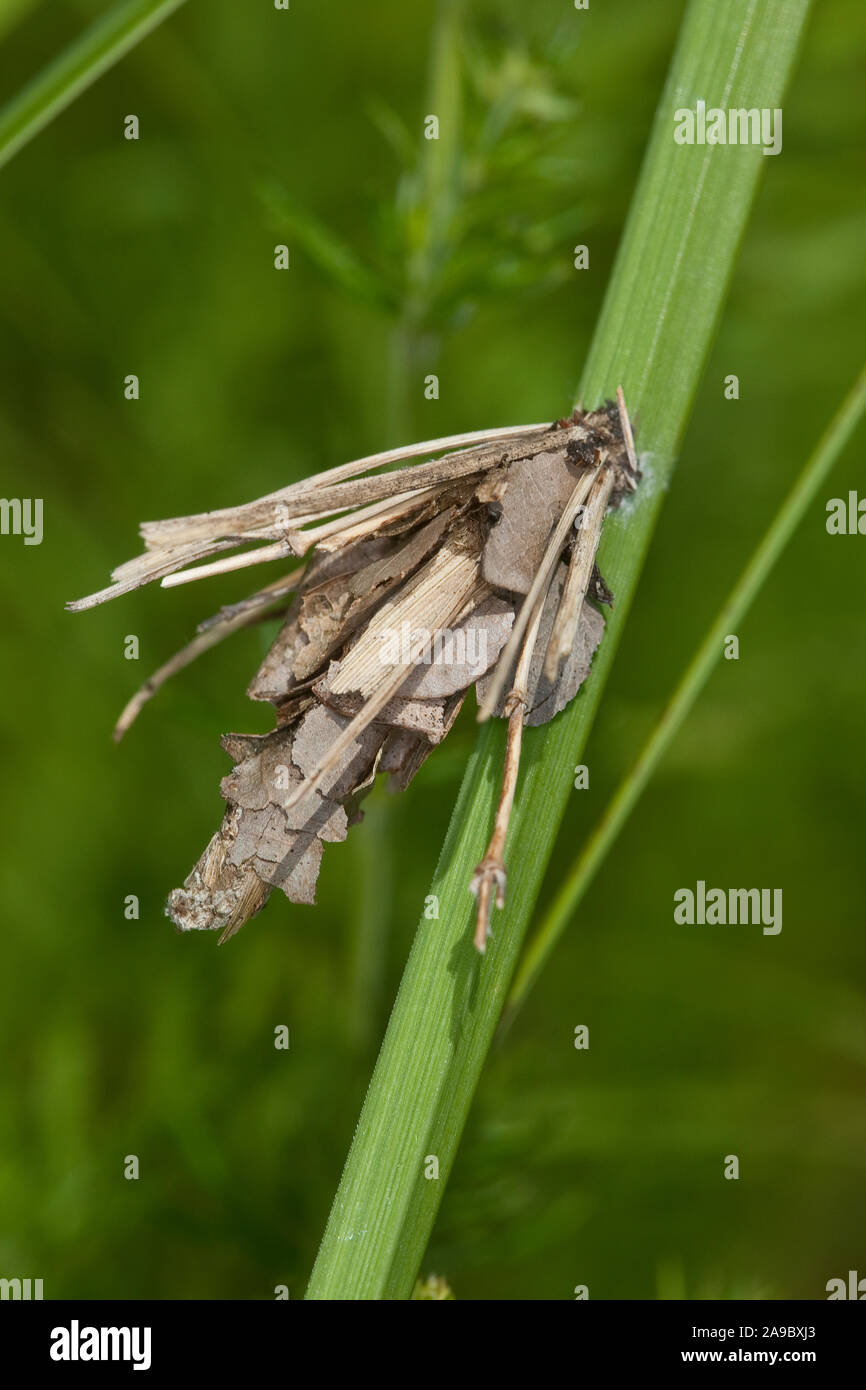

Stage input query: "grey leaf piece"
[
  {"left": 481, "top": 449, "right": 583, "bottom": 595},
  {"left": 475, "top": 565, "right": 605, "bottom": 724}
]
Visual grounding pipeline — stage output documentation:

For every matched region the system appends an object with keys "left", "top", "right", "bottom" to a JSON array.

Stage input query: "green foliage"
[
  {"left": 0, "top": 0, "right": 189, "bottom": 171},
  {"left": 307, "top": 0, "right": 816, "bottom": 1300},
  {"left": 509, "top": 365, "right": 866, "bottom": 1020},
  {"left": 412, "top": 1273, "right": 456, "bottom": 1300},
  {"left": 0, "top": 0, "right": 863, "bottom": 1302},
  {"left": 263, "top": 1, "right": 588, "bottom": 333}
]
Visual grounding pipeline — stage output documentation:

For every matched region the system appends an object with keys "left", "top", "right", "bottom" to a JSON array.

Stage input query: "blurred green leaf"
[
  {"left": 0, "top": 0, "right": 39, "bottom": 44},
  {"left": 0, "top": 0, "right": 188, "bottom": 172},
  {"left": 259, "top": 179, "right": 397, "bottom": 314}
]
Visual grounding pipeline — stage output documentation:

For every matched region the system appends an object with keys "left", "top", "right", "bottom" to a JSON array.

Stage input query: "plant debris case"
[{"left": 70, "top": 395, "right": 638, "bottom": 951}]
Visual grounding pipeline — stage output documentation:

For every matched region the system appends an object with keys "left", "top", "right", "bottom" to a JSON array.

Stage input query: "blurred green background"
[{"left": 0, "top": 0, "right": 864, "bottom": 1300}]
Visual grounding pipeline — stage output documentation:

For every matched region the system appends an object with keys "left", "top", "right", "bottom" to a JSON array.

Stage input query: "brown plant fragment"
[{"left": 70, "top": 396, "right": 639, "bottom": 949}]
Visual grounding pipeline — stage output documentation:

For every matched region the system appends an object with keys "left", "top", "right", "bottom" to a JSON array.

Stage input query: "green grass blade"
[
  {"left": 306, "top": 0, "right": 812, "bottom": 1301},
  {"left": 258, "top": 181, "right": 396, "bottom": 313},
  {"left": 0, "top": 0, "right": 189, "bottom": 173},
  {"left": 406, "top": 0, "right": 464, "bottom": 313},
  {"left": 507, "top": 363, "right": 866, "bottom": 1022},
  {"left": 0, "top": 0, "right": 40, "bottom": 45}
]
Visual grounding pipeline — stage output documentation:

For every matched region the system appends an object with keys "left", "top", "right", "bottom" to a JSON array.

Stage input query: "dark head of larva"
[
  {"left": 568, "top": 398, "right": 640, "bottom": 501},
  {"left": 564, "top": 399, "right": 624, "bottom": 459},
  {"left": 565, "top": 428, "right": 607, "bottom": 467}
]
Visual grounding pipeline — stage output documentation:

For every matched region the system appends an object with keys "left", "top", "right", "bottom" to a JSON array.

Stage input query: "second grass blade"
[
  {"left": 306, "top": 0, "right": 813, "bottom": 1301},
  {"left": 0, "top": 0, "right": 189, "bottom": 172},
  {"left": 507, "top": 363, "right": 866, "bottom": 1022}
]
